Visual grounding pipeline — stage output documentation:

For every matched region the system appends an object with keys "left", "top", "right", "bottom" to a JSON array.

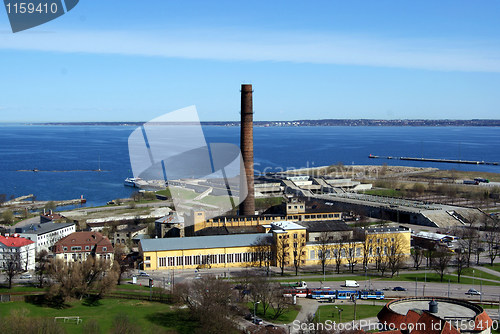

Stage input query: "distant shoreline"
[{"left": 2, "top": 119, "right": 500, "bottom": 127}]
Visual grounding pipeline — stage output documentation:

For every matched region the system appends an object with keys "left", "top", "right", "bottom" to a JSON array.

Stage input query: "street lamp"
[
  {"left": 334, "top": 306, "right": 343, "bottom": 323},
  {"left": 254, "top": 301, "right": 260, "bottom": 319}
]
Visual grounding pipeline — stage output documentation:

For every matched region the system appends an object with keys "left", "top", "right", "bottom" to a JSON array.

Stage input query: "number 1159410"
[{"left": 5, "top": 2, "right": 58, "bottom": 14}]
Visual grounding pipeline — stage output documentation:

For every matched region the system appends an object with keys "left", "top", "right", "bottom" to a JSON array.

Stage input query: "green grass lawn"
[
  {"left": 315, "top": 304, "right": 382, "bottom": 323},
  {"left": 278, "top": 275, "right": 371, "bottom": 283},
  {"left": 247, "top": 302, "right": 301, "bottom": 324},
  {"left": 454, "top": 267, "right": 500, "bottom": 282},
  {"left": 114, "top": 283, "right": 165, "bottom": 292},
  {"left": 381, "top": 272, "right": 500, "bottom": 286},
  {"left": 0, "top": 285, "right": 45, "bottom": 293},
  {"left": 156, "top": 189, "right": 172, "bottom": 197},
  {"left": 485, "top": 263, "right": 500, "bottom": 273},
  {"left": 0, "top": 298, "right": 198, "bottom": 334}
]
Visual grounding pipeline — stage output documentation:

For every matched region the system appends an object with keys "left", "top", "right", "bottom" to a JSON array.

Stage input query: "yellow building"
[
  {"left": 140, "top": 233, "right": 271, "bottom": 270},
  {"left": 140, "top": 222, "right": 410, "bottom": 271},
  {"left": 304, "top": 226, "right": 411, "bottom": 266}
]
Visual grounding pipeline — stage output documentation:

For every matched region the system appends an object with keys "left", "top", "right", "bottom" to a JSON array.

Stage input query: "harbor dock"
[{"left": 368, "top": 154, "right": 499, "bottom": 166}]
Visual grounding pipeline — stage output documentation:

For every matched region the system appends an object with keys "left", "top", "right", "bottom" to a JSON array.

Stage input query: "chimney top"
[{"left": 241, "top": 84, "right": 253, "bottom": 92}]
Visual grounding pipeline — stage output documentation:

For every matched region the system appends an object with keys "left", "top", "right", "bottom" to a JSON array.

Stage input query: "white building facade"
[
  {"left": 0, "top": 235, "right": 36, "bottom": 271},
  {"left": 16, "top": 222, "right": 76, "bottom": 253}
]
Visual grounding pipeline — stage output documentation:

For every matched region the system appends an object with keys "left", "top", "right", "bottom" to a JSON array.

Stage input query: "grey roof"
[
  {"left": 365, "top": 226, "right": 409, "bottom": 233},
  {"left": 140, "top": 233, "right": 271, "bottom": 252},
  {"left": 194, "top": 226, "right": 264, "bottom": 236},
  {"left": 15, "top": 222, "right": 74, "bottom": 235},
  {"left": 299, "top": 220, "right": 351, "bottom": 232}
]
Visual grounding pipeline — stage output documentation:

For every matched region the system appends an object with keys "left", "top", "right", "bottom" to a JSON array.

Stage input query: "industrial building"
[{"left": 139, "top": 220, "right": 410, "bottom": 271}]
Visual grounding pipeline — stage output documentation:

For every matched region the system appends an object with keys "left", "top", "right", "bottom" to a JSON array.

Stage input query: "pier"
[{"left": 368, "top": 154, "right": 499, "bottom": 166}]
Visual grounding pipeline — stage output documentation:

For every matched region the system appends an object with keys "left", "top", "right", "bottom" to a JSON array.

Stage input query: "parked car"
[
  {"left": 393, "top": 286, "right": 407, "bottom": 291},
  {"left": 19, "top": 273, "right": 32, "bottom": 279},
  {"left": 265, "top": 324, "right": 277, "bottom": 329},
  {"left": 252, "top": 318, "right": 263, "bottom": 325},
  {"left": 138, "top": 271, "right": 149, "bottom": 277},
  {"left": 466, "top": 288, "right": 481, "bottom": 296},
  {"left": 244, "top": 313, "right": 253, "bottom": 321}
]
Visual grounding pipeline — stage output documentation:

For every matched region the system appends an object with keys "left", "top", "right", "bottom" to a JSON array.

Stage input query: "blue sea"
[{"left": 0, "top": 125, "right": 499, "bottom": 207}]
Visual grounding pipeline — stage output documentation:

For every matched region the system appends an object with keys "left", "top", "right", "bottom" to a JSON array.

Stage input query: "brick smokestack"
[{"left": 240, "top": 84, "right": 255, "bottom": 215}]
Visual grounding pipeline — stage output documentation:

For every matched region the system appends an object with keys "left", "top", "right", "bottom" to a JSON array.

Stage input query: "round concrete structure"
[{"left": 377, "top": 297, "right": 493, "bottom": 333}]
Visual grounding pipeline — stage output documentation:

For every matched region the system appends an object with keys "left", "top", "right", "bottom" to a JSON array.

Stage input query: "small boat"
[{"left": 124, "top": 177, "right": 141, "bottom": 187}]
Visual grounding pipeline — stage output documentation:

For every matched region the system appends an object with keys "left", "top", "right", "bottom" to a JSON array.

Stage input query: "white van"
[{"left": 344, "top": 280, "right": 359, "bottom": 287}]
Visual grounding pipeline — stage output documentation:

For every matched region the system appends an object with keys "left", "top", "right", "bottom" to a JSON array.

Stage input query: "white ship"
[{"left": 124, "top": 177, "right": 141, "bottom": 187}]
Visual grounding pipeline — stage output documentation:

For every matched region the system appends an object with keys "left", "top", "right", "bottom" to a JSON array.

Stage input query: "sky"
[{"left": 1, "top": 1, "right": 500, "bottom": 122}]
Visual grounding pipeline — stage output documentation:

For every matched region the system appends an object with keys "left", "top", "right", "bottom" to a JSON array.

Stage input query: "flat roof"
[
  {"left": 298, "top": 220, "right": 351, "bottom": 232},
  {"left": 365, "top": 226, "right": 409, "bottom": 233},
  {"left": 15, "top": 222, "right": 75, "bottom": 235},
  {"left": 271, "top": 221, "right": 305, "bottom": 230},
  {"left": 140, "top": 233, "right": 271, "bottom": 252},
  {"left": 389, "top": 297, "right": 479, "bottom": 320}
]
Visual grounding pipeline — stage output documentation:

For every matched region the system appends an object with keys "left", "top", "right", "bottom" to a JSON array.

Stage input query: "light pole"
[
  {"left": 415, "top": 277, "right": 417, "bottom": 297},
  {"left": 364, "top": 265, "right": 367, "bottom": 289},
  {"left": 254, "top": 301, "right": 260, "bottom": 319},
  {"left": 473, "top": 270, "right": 475, "bottom": 288},
  {"left": 335, "top": 306, "right": 343, "bottom": 323}
]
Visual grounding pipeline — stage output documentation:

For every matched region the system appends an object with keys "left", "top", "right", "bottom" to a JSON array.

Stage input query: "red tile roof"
[
  {"left": 54, "top": 231, "right": 113, "bottom": 254},
  {"left": 0, "top": 235, "right": 34, "bottom": 248},
  {"left": 475, "top": 311, "right": 493, "bottom": 331}
]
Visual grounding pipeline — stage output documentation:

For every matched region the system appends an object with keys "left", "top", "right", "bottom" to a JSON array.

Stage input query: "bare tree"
[
  {"left": 454, "top": 250, "right": 468, "bottom": 283},
  {"left": 411, "top": 247, "right": 424, "bottom": 270},
  {"left": 183, "top": 275, "right": 238, "bottom": 334},
  {"left": 270, "top": 286, "right": 293, "bottom": 320},
  {"left": 454, "top": 226, "right": 479, "bottom": 267},
  {"left": 113, "top": 245, "right": 130, "bottom": 285},
  {"left": 1, "top": 210, "right": 14, "bottom": 225},
  {"left": 292, "top": 231, "right": 307, "bottom": 276},
  {"left": 433, "top": 250, "right": 452, "bottom": 282},
  {"left": 387, "top": 234, "right": 407, "bottom": 277},
  {"left": 317, "top": 232, "right": 333, "bottom": 277},
  {"left": 375, "top": 246, "right": 388, "bottom": 277},
  {"left": 4, "top": 252, "right": 22, "bottom": 289},
  {"left": 361, "top": 234, "right": 371, "bottom": 270},
  {"left": 35, "top": 250, "right": 50, "bottom": 288},
  {"left": 423, "top": 244, "right": 436, "bottom": 268},
  {"left": 275, "top": 235, "right": 290, "bottom": 276},
  {"left": 251, "top": 236, "right": 273, "bottom": 275},
  {"left": 49, "top": 256, "right": 118, "bottom": 300},
  {"left": 346, "top": 238, "right": 358, "bottom": 274},
  {"left": 249, "top": 274, "right": 274, "bottom": 317},
  {"left": 483, "top": 217, "right": 500, "bottom": 265},
  {"left": 332, "top": 236, "right": 346, "bottom": 274}
]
